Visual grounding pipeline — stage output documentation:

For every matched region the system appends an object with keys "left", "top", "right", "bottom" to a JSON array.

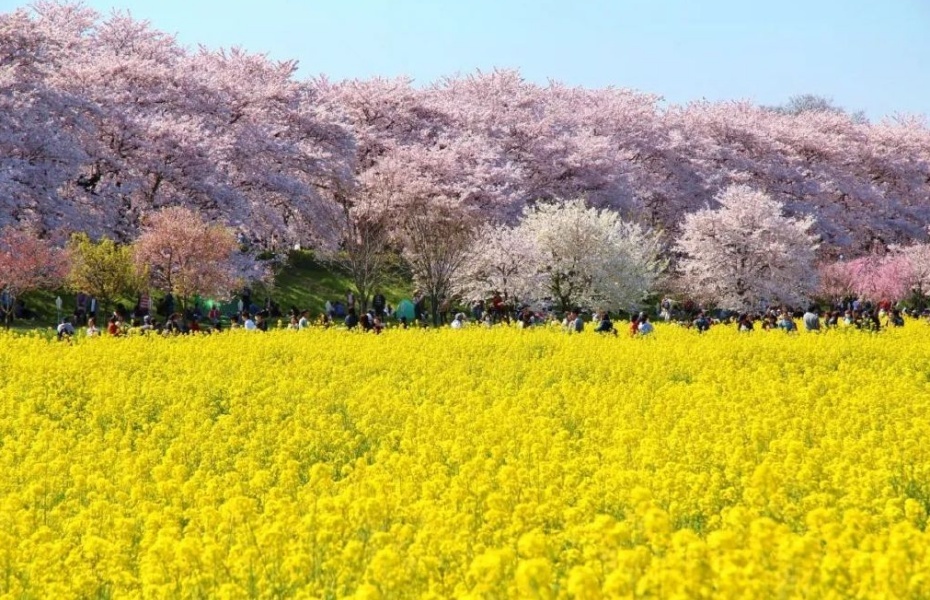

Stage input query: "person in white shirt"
[
  {"left": 637, "top": 315, "right": 654, "bottom": 335},
  {"left": 243, "top": 313, "right": 257, "bottom": 331},
  {"left": 298, "top": 310, "right": 310, "bottom": 329},
  {"left": 450, "top": 313, "right": 465, "bottom": 329},
  {"left": 57, "top": 318, "right": 75, "bottom": 340}
]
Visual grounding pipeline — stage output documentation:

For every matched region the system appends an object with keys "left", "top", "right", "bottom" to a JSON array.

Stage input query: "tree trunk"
[
  {"left": 357, "top": 288, "right": 371, "bottom": 314},
  {"left": 430, "top": 293, "right": 439, "bottom": 327},
  {"left": 2, "top": 293, "right": 15, "bottom": 329}
]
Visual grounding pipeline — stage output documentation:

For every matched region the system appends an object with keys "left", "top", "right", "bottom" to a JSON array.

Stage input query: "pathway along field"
[{"left": 0, "top": 325, "right": 929, "bottom": 598}]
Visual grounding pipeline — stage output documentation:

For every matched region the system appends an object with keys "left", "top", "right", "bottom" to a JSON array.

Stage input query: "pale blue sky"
[{"left": 5, "top": 0, "right": 928, "bottom": 118}]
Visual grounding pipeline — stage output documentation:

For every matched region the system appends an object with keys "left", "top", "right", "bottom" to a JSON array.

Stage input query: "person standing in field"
[
  {"left": 208, "top": 304, "right": 220, "bottom": 327},
  {"left": 413, "top": 290, "right": 425, "bottom": 322},
  {"left": 629, "top": 314, "right": 641, "bottom": 337},
  {"left": 76, "top": 292, "right": 88, "bottom": 325},
  {"left": 890, "top": 308, "right": 905, "bottom": 327},
  {"left": 596, "top": 311, "right": 617, "bottom": 335},
  {"left": 803, "top": 306, "right": 821, "bottom": 332},
  {"left": 372, "top": 293, "right": 386, "bottom": 320},
  {"left": 660, "top": 297, "right": 673, "bottom": 321},
  {"left": 344, "top": 308, "right": 359, "bottom": 330},
  {"left": 472, "top": 299, "right": 484, "bottom": 322},
  {"left": 438, "top": 297, "right": 451, "bottom": 325},
  {"left": 693, "top": 311, "right": 711, "bottom": 333},
  {"left": 106, "top": 316, "right": 120, "bottom": 336},
  {"left": 346, "top": 289, "right": 356, "bottom": 313},
  {"left": 572, "top": 312, "right": 584, "bottom": 333},
  {"left": 776, "top": 312, "right": 796, "bottom": 333},
  {"left": 491, "top": 293, "right": 504, "bottom": 322}
]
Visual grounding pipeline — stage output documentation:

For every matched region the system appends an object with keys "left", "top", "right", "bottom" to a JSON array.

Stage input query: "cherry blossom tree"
[
  {"left": 132, "top": 207, "right": 241, "bottom": 307},
  {"left": 2, "top": 3, "right": 354, "bottom": 245},
  {"left": 314, "top": 75, "right": 522, "bottom": 220},
  {"left": 319, "top": 191, "right": 396, "bottom": 313},
  {"left": 843, "top": 254, "right": 913, "bottom": 304},
  {"left": 518, "top": 199, "right": 665, "bottom": 312},
  {"left": 0, "top": 5, "right": 92, "bottom": 231},
  {"left": 0, "top": 228, "right": 70, "bottom": 327},
  {"left": 314, "top": 76, "right": 519, "bottom": 314},
  {"left": 665, "top": 101, "right": 930, "bottom": 254},
  {"left": 397, "top": 198, "right": 476, "bottom": 325},
  {"left": 451, "top": 223, "right": 539, "bottom": 305},
  {"left": 819, "top": 249, "right": 922, "bottom": 306},
  {"left": 900, "top": 235, "right": 930, "bottom": 305},
  {"left": 429, "top": 71, "right": 648, "bottom": 217},
  {"left": 676, "top": 185, "right": 819, "bottom": 311},
  {"left": 817, "top": 261, "right": 856, "bottom": 303}
]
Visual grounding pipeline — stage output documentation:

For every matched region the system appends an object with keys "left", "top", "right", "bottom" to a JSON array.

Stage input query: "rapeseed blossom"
[{"left": 0, "top": 324, "right": 928, "bottom": 598}]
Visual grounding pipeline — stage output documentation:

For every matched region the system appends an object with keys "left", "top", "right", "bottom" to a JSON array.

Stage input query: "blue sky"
[{"left": 4, "top": 0, "right": 928, "bottom": 118}]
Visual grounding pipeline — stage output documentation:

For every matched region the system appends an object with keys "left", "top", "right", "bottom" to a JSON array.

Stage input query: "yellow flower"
[{"left": 0, "top": 325, "right": 928, "bottom": 597}]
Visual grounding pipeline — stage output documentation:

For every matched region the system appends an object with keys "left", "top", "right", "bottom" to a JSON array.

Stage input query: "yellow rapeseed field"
[{"left": 1, "top": 323, "right": 929, "bottom": 599}]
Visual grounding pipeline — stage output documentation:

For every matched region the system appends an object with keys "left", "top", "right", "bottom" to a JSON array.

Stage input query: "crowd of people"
[
  {"left": 677, "top": 301, "right": 909, "bottom": 334},
  {"left": 50, "top": 286, "right": 921, "bottom": 341}
]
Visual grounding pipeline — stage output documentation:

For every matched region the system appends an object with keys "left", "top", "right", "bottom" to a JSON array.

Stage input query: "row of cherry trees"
[
  {"left": 319, "top": 72, "right": 930, "bottom": 256},
  {"left": 0, "top": 207, "right": 244, "bottom": 326},
  {"left": 3, "top": 4, "right": 930, "bottom": 316},
  {"left": 2, "top": 186, "right": 928, "bottom": 325},
  {"left": 450, "top": 186, "right": 930, "bottom": 315}
]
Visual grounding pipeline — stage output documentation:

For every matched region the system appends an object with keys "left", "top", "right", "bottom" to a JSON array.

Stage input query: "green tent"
[{"left": 395, "top": 299, "right": 416, "bottom": 321}]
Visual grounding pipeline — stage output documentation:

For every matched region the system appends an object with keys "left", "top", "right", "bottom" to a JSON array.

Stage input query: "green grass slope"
[{"left": 11, "top": 251, "right": 414, "bottom": 331}]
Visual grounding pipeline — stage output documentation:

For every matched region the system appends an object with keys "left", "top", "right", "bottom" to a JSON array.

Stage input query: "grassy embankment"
[{"left": 11, "top": 251, "right": 413, "bottom": 332}]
